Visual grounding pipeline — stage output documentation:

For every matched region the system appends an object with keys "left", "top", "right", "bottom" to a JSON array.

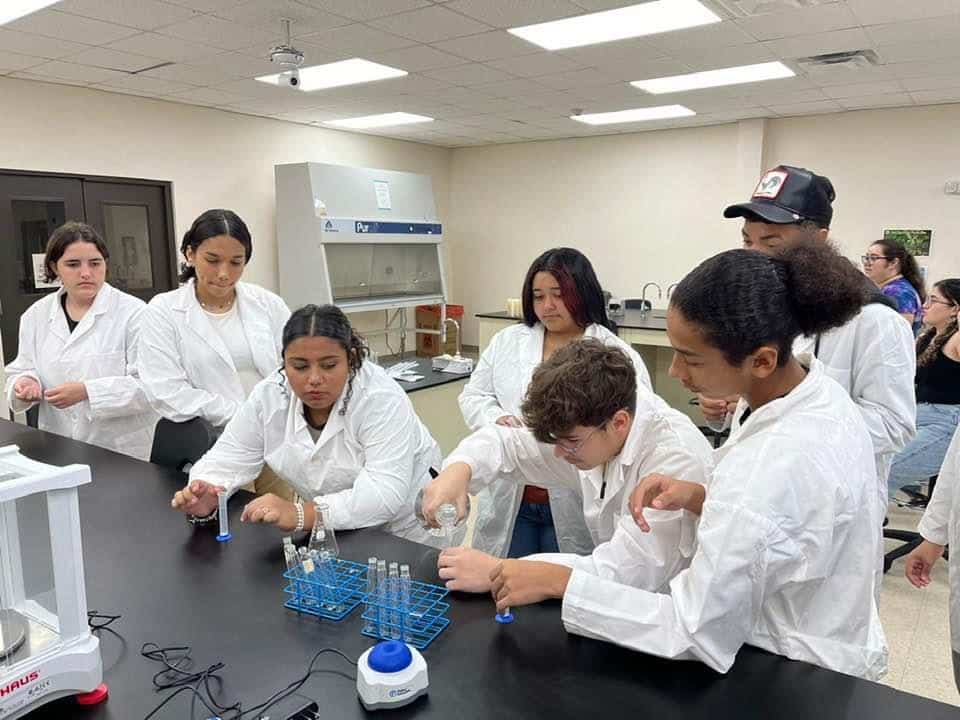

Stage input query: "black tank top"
[{"left": 916, "top": 335, "right": 960, "bottom": 405}]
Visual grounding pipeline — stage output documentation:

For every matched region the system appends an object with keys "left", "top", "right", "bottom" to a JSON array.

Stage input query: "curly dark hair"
[
  {"left": 670, "top": 244, "right": 867, "bottom": 367},
  {"left": 917, "top": 279, "right": 960, "bottom": 367},
  {"left": 521, "top": 338, "right": 636, "bottom": 444},
  {"left": 871, "top": 238, "right": 926, "bottom": 303},
  {"left": 281, "top": 304, "right": 369, "bottom": 416}
]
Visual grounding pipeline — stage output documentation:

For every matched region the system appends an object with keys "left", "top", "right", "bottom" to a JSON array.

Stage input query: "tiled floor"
[{"left": 880, "top": 504, "right": 958, "bottom": 707}]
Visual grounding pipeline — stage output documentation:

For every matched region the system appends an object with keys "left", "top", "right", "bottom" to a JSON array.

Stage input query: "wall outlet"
[{"left": 945, "top": 180, "right": 960, "bottom": 195}]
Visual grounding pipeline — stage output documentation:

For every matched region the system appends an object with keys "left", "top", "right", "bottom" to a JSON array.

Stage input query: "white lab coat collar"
[
  {"left": 46, "top": 282, "right": 115, "bottom": 348},
  {"left": 170, "top": 280, "right": 279, "bottom": 378},
  {"left": 582, "top": 399, "right": 657, "bottom": 512}
]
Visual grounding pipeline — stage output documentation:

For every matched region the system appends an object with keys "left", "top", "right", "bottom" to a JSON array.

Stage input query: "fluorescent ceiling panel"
[
  {"left": 256, "top": 58, "right": 406, "bottom": 92},
  {"left": 570, "top": 104, "right": 695, "bottom": 125},
  {"left": 508, "top": 0, "right": 721, "bottom": 51},
  {"left": 0, "top": 1, "right": 61, "bottom": 26},
  {"left": 324, "top": 112, "right": 434, "bottom": 129},
  {"left": 633, "top": 61, "right": 795, "bottom": 94}
]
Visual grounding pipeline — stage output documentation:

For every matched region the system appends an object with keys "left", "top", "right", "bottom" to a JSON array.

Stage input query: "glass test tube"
[
  {"left": 216, "top": 491, "right": 231, "bottom": 541},
  {"left": 399, "top": 564, "right": 411, "bottom": 643},
  {"left": 376, "top": 560, "right": 387, "bottom": 640},
  {"left": 365, "top": 557, "right": 378, "bottom": 634},
  {"left": 388, "top": 562, "right": 400, "bottom": 640}
]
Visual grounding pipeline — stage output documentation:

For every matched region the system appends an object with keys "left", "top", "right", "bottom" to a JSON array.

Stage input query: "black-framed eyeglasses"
[{"left": 861, "top": 254, "right": 891, "bottom": 265}]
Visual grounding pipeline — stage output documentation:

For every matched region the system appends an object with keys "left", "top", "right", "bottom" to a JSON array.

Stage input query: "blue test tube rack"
[
  {"left": 282, "top": 558, "right": 368, "bottom": 621},
  {"left": 360, "top": 579, "right": 450, "bottom": 650}
]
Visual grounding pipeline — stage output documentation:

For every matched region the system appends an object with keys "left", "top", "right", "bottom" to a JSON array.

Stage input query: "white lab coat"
[
  {"left": 793, "top": 303, "right": 916, "bottom": 513},
  {"left": 446, "top": 387, "right": 713, "bottom": 589},
  {"left": 458, "top": 321, "right": 653, "bottom": 556},
  {"left": 3, "top": 284, "right": 158, "bottom": 460},
  {"left": 562, "top": 358, "right": 888, "bottom": 680},
  {"left": 916, "top": 425, "right": 960, "bottom": 690},
  {"left": 138, "top": 280, "right": 290, "bottom": 428},
  {"left": 188, "top": 360, "right": 446, "bottom": 547}
]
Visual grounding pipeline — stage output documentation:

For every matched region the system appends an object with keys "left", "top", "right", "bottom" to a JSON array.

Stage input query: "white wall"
[
  {"left": 0, "top": 76, "right": 454, "bottom": 357},
  {"left": 765, "top": 105, "right": 960, "bottom": 282},
  {"left": 448, "top": 103, "right": 960, "bottom": 344}
]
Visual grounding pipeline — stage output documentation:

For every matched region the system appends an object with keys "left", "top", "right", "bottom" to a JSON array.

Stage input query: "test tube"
[
  {"left": 365, "top": 557, "right": 378, "bottom": 634},
  {"left": 376, "top": 560, "right": 387, "bottom": 640},
  {"left": 399, "top": 564, "right": 411, "bottom": 643},
  {"left": 388, "top": 562, "right": 400, "bottom": 639},
  {"left": 216, "top": 491, "right": 231, "bottom": 541},
  {"left": 319, "top": 549, "right": 337, "bottom": 611},
  {"left": 436, "top": 504, "right": 459, "bottom": 548},
  {"left": 282, "top": 537, "right": 297, "bottom": 571}
]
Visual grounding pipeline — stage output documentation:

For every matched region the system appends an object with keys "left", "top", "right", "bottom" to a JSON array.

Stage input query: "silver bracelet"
[
  {"left": 187, "top": 508, "right": 218, "bottom": 525},
  {"left": 293, "top": 501, "right": 304, "bottom": 532}
]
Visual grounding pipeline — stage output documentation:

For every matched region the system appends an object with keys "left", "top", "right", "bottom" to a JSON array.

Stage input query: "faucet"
[
  {"left": 641, "top": 282, "right": 662, "bottom": 315},
  {"left": 666, "top": 282, "right": 679, "bottom": 300},
  {"left": 442, "top": 317, "right": 461, "bottom": 357}
]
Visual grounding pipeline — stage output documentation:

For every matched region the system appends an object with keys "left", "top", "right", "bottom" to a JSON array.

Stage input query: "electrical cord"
[
  {"left": 87, "top": 610, "right": 122, "bottom": 631},
  {"left": 139, "top": 642, "right": 357, "bottom": 720}
]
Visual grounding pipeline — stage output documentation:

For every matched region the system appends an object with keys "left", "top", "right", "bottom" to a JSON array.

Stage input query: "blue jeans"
[
  {"left": 888, "top": 403, "right": 960, "bottom": 496},
  {"left": 507, "top": 501, "right": 559, "bottom": 558}
]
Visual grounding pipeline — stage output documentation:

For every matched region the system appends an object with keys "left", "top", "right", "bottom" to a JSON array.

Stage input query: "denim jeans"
[
  {"left": 888, "top": 402, "right": 960, "bottom": 496},
  {"left": 507, "top": 501, "right": 559, "bottom": 558}
]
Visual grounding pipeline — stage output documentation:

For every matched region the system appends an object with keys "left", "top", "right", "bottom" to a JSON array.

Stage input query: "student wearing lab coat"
[
  {"left": 4, "top": 222, "right": 157, "bottom": 460},
  {"left": 170, "top": 304, "right": 446, "bottom": 547},
  {"left": 459, "top": 247, "right": 652, "bottom": 558},
  {"left": 423, "top": 339, "right": 712, "bottom": 598},
  {"left": 904, "top": 423, "right": 960, "bottom": 691},
  {"left": 435, "top": 244, "right": 888, "bottom": 679},
  {"left": 706, "top": 165, "right": 916, "bottom": 520}
]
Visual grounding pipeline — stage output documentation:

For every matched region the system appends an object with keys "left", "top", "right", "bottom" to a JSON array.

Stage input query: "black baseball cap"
[{"left": 723, "top": 165, "right": 835, "bottom": 227}]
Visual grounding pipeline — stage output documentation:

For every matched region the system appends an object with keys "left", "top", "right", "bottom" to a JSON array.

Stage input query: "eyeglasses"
[
  {"left": 552, "top": 424, "right": 605, "bottom": 457},
  {"left": 861, "top": 254, "right": 891, "bottom": 265},
  {"left": 925, "top": 296, "right": 957, "bottom": 308}
]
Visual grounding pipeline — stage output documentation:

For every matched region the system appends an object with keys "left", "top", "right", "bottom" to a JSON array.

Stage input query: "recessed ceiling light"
[
  {"left": 508, "top": 0, "right": 720, "bottom": 51},
  {"left": 632, "top": 61, "right": 795, "bottom": 94},
  {"left": 570, "top": 105, "right": 695, "bottom": 125},
  {"left": 324, "top": 112, "right": 434, "bottom": 129},
  {"left": 0, "top": 1, "right": 61, "bottom": 26},
  {"left": 256, "top": 59, "right": 406, "bottom": 92}
]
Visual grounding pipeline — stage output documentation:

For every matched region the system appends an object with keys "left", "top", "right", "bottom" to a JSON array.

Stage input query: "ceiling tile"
[
  {"left": 886, "top": 58, "right": 960, "bottom": 79},
  {"left": 9, "top": 70, "right": 90, "bottom": 87},
  {"left": 534, "top": 68, "right": 621, "bottom": 89},
  {"left": 355, "top": 74, "right": 455, "bottom": 96},
  {"left": 369, "top": 45, "right": 467, "bottom": 72},
  {"left": 421, "top": 62, "right": 517, "bottom": 85},
  {"left": 296, "top": 0, "right": 431, "bottom": 21},
  {"left": 866, "top": 15, "right": 960, "bottom": 48},
  {"left": 96, "top": 73, "right": 197, "bottom": 94},
  {"left": 65, "top": 47, "right": 163, "bottom": 72},
  {"left": 296, "top": 24, "right": 416, "bottom": 54},
  {"left": 466, "top": 77, "right": 553, "bottom": 98},
  {"left": 54, "top": 0, "right": 200, "bottom": 31},
  {"left": 368, "top": 6, "right": 492, "bottom": 43},
  {"left": 184, "top": 51, "right": 277, "bottom": 80},
  {"left": 596, "top": 57, "right": 691, "bottom": 82},
  {"left": 520, "top": 88, "right": 592, "bottom": 111},
  {"left": 445, "top": 0, "right": 582, "bottom": 28},
  {"left": 212, "top": 0, "right": 352, "bottom": 35},
  {"left": 106, "top": 32, "right": 226, "bottom": 62},
  {"left": 765, "top": 99, "right": 843, "bottom": 116},
  {"left": 821, "top": 80, "right": 905, "bottom": 99},
  {"left": 433, "top": 30, "right": 538, "bottom": 62},
  {"left": 877, "top": 41, "right": 960, "bottom": 65},
  {"left": 159, "top": 0, "right": 246, "bottom": 11},
  {"left": 836, "top": 92, "right": 914, "bottom": 110},
  {"left": 847, "top": 0, "right": 960, "bottom": 26},
  {"left": 910, "top": 88, "right": 960, "bottom": 104},
  {"left": 485, "top": 51, "right": 583, "bottom": 77},
  {"left": 165, "top": 86, "right": 252, "bottom": 105},
  {"left": 900, "top": 75, "right": 960, "bottom": 92},
  {"left": 0, "top": 50, "right": 47, "bottom": 73},
  {"left": 672, "top": 43, "right": 777, "bottom": 70},
  {"left": 27, "top": 59, "right": 129, "bottom": 84},
  {"left": 555, "top": 37, "right": 664, "bottom": 66},
  {"left": 140, "top": 57, "right": 244, "bottom": 85},
  {"left": 157, "top": 15, "right": 277, "bottom": 51},
  {"left": 734, "top": 3, "right": 858, "bottom": 42},
  {"left": 801, "top": 63, "right": 893, "bottom": 87},
  {"left": 0, "top": 28, "right": 92, "bottom": 59},
  {"left": 7, "top": 9, "right": 140, "bottom": 45},
  {"left": 647, "top": 20, "right": 756, "bottom": 54},
  {"left": 763, "top": 28, "right": 874, "bottom": 60},
  {"left": 574, "top": 82, "right": 647, "bottom": 102}
]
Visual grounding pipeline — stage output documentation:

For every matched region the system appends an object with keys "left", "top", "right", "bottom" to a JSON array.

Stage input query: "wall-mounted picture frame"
[{"left": 883, "top": 228, "right": 932, "bottom": 258}]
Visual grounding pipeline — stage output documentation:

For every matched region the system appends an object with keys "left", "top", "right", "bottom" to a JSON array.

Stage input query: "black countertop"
[
  {"left": 4, "top": 419, "right": 957, "bottom": 720},
  {"left": 386, "top": 355, "right": 472, "bottom": 393},
  {"left": 476, "top": 309, "right": 668, "bottom": 331}
]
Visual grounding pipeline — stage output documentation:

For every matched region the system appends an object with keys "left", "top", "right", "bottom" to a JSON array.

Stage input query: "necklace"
[{"left": 195, "top": 287, "right": 236, "bottom": 312}]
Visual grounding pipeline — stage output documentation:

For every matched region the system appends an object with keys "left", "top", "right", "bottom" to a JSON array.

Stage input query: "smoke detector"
[
  {"left": 796, "top": 49, "right": 881, "bottom": 75},
  {"left": 713, "top": 0, "right": 840, "bottom": 17},
  {"left": 269, "top": 19, "right": 304, "bottom": 70}
]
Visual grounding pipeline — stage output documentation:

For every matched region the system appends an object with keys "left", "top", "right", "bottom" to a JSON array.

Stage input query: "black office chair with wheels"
[
  {"left": 150, "top": 417, "right": 220, "bottom": 475},
  {"left": 883, "top": 476, "right": 944, "bottom": 573}
]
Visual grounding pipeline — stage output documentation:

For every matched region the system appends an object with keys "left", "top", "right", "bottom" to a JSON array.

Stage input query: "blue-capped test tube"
[{"left": 216, "top": 490, "right": 231, "bottom": 541}]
